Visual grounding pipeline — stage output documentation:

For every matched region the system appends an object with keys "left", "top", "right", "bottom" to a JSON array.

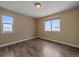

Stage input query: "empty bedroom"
[{"left": 0, "top": 0, "right": 79, "bottom": 57}]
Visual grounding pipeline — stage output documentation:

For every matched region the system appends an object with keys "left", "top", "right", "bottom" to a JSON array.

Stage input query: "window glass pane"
[
  {"left": 44, "top": 20, "right": 51, "bottom": 31},
  {"left": 52, "top": 19, "right": 60, "bottom": 31},
  {"left": 3, "top": 24, "right": 12, "bottom": 32},
  {"left": 2, "top": 16, "right": 13, "bottom": 24}
]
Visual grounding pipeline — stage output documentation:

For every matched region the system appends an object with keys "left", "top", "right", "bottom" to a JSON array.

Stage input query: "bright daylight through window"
[
  {"left": 44, "top": 18, "right": 61, "bottom": 32},
  {"left": 1, "top": 16, "right": 13, "bottom": 33}
]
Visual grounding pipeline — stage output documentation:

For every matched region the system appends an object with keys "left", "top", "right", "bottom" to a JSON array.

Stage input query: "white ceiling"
[{"left": 0, "top": 1, "right": 79, "bottom": 18}]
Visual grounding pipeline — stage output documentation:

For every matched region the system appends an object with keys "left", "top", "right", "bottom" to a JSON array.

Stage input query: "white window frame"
[
  {"left": 44, "top": 20, "right": 52, "bottom": 32},
  {"left": 1, "top": 15, "right": 14, "bottom": 33},
  {"left": 44, "top": 18, "right": 61, "bottom": 32}
]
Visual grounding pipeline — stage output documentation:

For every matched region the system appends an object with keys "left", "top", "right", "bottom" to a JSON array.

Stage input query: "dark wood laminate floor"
[{"left": 0, "top": 38, "right": 79, "bottom": 57}]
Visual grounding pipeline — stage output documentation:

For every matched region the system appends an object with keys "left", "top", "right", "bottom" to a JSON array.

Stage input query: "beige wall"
[
  {"left": 0, "top": 7, "right": 36, "bottom": 45},
  {"left": 37, "top": 7, "right": 79, "bottom": 47}
]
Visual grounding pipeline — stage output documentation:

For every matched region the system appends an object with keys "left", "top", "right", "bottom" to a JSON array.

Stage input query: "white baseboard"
[
  {"left": 0, "top": 37, "right": 36, "bottom": 47},
  {"left": 37, "top": 36, "right": 79, "bottom": 48},
  {"left": 0, "top": 36, "right": 79, "bottom": 48}
]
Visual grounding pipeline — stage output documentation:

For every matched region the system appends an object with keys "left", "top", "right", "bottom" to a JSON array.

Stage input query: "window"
[
  {"left": 44, "top": 20, "right": 51, "bottom": 31},
  {"left": 52, "top": 19, "right": 60, "bottom": 31},
  {"left": 44, "top": 18, "right": 61, "bottom": 32},
  {"left": 1, "top": 16, "right": 13, "bottom": 33}
]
